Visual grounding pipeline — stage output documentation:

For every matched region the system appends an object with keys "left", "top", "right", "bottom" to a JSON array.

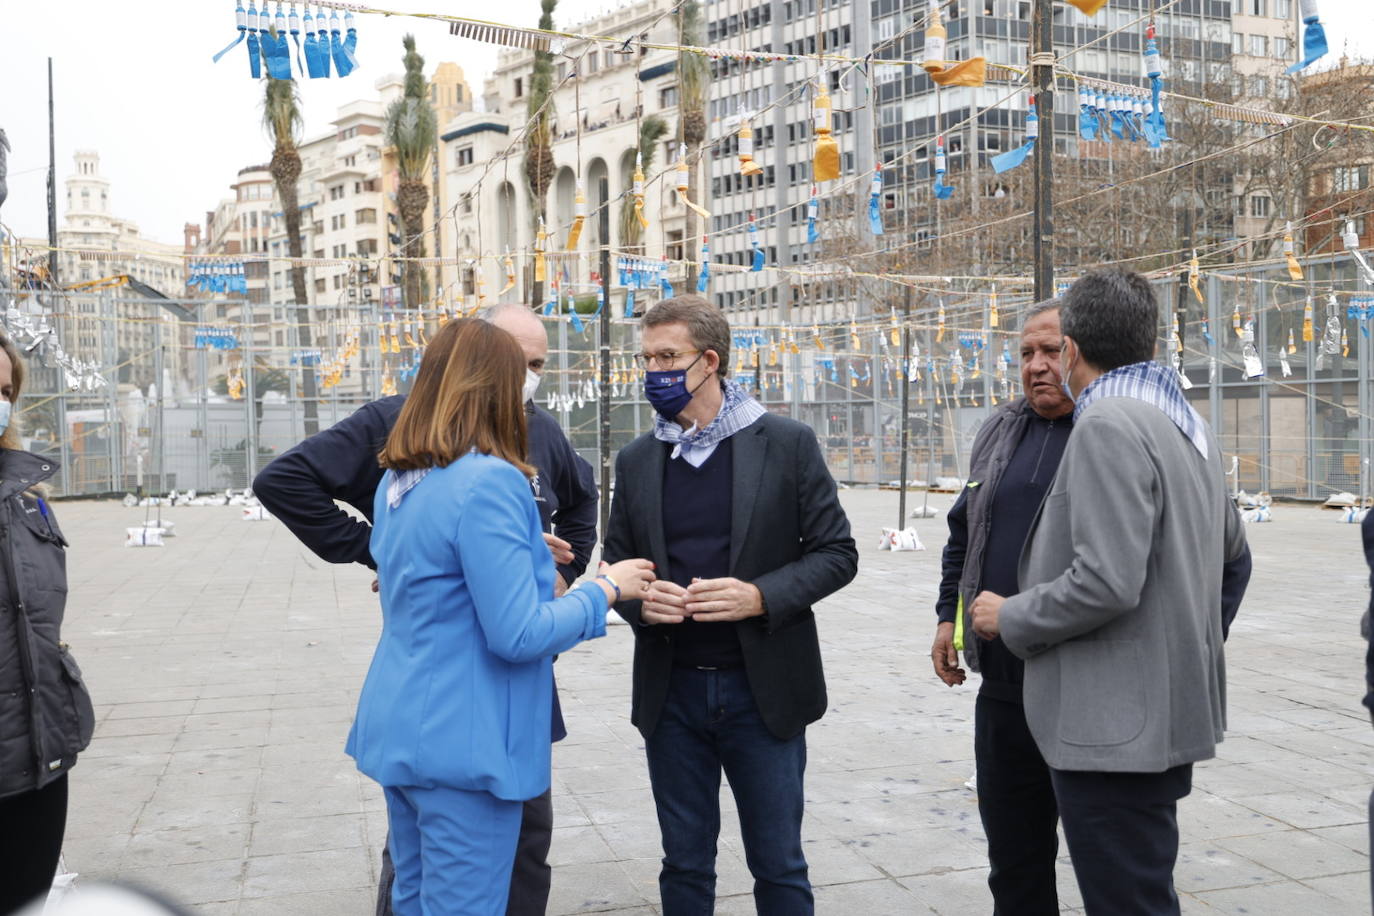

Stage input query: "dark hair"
[
  {"left": 1059, "top": 268, "right": 1158, "bottom": 371},
  {"left": 378, "top": 318, "right": 534, "bottom": 477},
  {"left": 641, "top": 295, "right": 731, "bottom": 377}
]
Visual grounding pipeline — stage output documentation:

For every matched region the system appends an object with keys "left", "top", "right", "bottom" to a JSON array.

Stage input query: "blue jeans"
[{"left": 645, "top": 666, "right": 811, "bottom": 916}]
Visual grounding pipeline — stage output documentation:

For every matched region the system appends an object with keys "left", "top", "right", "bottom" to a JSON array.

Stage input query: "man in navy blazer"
[
  {"left": 602, "top": 296, "right": 858, "bottom": 915},
  {"left": 253, "top": 304, "right": 596, "bottom": 916}
]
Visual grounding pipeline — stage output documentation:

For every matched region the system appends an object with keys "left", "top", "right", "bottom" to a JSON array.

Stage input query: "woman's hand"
[{"left": 596, "top": 559, "right": 655, "bottom": 607}]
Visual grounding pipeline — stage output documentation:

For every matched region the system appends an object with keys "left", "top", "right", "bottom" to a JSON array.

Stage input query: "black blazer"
[{"left": 603, "top": 413, "right": 858, "bottom": 740}]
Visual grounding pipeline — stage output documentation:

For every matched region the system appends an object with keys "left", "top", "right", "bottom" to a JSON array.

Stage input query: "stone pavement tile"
[
  {"left": 1194, "top": 761, "right": 1305, "bottom": 797},
  {"left": 547, "top": 860, "right": 655, "bottom": 914},
  {"left": 64, "top": 793, "right": 147, "bottom": 841},
  {"left": 557, "top": 763, "right": 653, "bottom": 795},
  {"left": 82, "top": 732, "right": 179, "bottom": 759},
  {"left": 62, "top": 832, "right": 131, "bottom": 876},
  {"left": 1308, "top": 822, "right": 1370, "bottom": 853},
  {"left": 115, "top": 858, "right": 245, "bottom": 908},
  {"left": 798, "top": 836, "right": 886, "bottom": 885},
  {"left": 107, "top": 699, "right": 198, "bottom": 720},
  {"left": 240, "top": 846, "right": 375, "bottom": 898},
  {"left": 124, "top": 824, "right": 252, "bottom": 870},
  {"left": 171, "top": 724, "right": 270, "bottom": 754},
  {"left": 549, "top": 825, "right": 620, "bottom": 867},
  {"left": 1172, "top": 840, "right": 1288, "bottom": 892},
  {"left": 551, "top": 789, "right": 594, "bottom": 829},
  {"left": 247, "top": 813, "right": 369, "bottom": 858},
  {"left": 1230, "top": 790, "right": 1366, "bottom": 830},
  {"left": 813, "top": 876, "right": 937, "bottom": 913},
  {"left": 842, "top": 825, "right": 986, "bottom": 879},
  {"left": 1302, "top": 871, "right": 1370, "bottom": 908},
  {"left": 588, "top": 817, "right": 661, "bottom": 860},
  {"left": 163, "top": 746, "right": 264, "bottom": 774},
  {"left": 1216, "top": 829, "right": 1368, "bottom": 881},
  {"left": 259, "top": 740, "right": 350, "bottom": 768},
  {"left": 96, "top": 715, "right": 187, "bottom": 739},
  {"left": 1180, "top": 791, "right": 1288, "bottom": 840},
  {"left": 192, "top": 694, "right": 275, "bottom": 715},
  {"left": 154, "top": 768, "right": 260, "bottom": 798},
  {"left": 1192, "top": 878, "right": 1356, "bottom": 915},
  {"left": 236, "top": 888, "right": 376, "bottom": 915},
  {"left": 138, "top": 792, "right": 255, "bottom": 833}
]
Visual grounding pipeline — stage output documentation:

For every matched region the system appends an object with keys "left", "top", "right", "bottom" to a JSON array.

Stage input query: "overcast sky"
[{"left": 1, "top": 0, "right": 1369, "bottom": 247}]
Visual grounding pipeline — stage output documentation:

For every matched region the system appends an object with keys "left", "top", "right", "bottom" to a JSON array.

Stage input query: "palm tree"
[
  {"left": 619, "top": 115, "right": 669, "bottom": 252},
  {"left": 385, "top": 35, "right": 438, "bottom": 311},
  {"left": 263, "top": 77, "right": 319, "bottom": 435},
  {"left": 524, "top": 0, "right": 558, "bottom": 306},
  {"left": 675, "top": 1, "right": 708, "bottom": 277}
]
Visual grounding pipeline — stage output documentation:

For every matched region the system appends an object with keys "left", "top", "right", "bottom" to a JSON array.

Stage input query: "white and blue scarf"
[
  {"left": 653, "top": 378, "right": 766, "bottom": 467},
  {"left": 1075, "top": 359, "right": 1209, "bottom": 459}
]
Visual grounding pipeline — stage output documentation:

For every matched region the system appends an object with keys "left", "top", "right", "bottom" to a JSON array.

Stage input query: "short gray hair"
[
  {"left": 641, "top": 295, "right": 732, "bottom": 377},
  {"left": 1021, "top": 297, "right": 1061, "bottom": 330},
  {"left": 479, "top": 303, "right": 539, "bottom": 323}
]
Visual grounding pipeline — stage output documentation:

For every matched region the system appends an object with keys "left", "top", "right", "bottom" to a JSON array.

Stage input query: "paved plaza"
[{"left": 51, "top": 489, "right": 1372, "bottom": 914}]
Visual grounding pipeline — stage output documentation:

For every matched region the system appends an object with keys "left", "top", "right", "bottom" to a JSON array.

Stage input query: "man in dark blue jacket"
[{"left": 253, "top": 304, "right": 597, "bottom": 916}]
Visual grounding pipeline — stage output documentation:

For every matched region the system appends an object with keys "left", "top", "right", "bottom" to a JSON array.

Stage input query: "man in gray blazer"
[
  {"left": 970, "top": 268, "right": 1248, "bottom": 915},
  {"left": 602, "top": 295, "right": 858, "bottom": 915}
]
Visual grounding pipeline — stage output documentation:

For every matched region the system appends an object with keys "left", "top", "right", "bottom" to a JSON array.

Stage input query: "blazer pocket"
[
  {"left": 1056, "top": 640, "right": 1146, "bottom": 747},
  {"left": 59, "top": 647, "right": 96, "bottom": 752}
]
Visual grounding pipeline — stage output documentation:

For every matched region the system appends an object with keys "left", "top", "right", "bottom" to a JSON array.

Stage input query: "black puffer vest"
[{"left": 0, "top": 451, "right": 94, "bottom": 799}]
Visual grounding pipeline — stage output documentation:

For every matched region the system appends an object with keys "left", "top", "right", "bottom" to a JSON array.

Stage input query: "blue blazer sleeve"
[{"left": 457, "top": 463, "right": 607, "bottom": 663}]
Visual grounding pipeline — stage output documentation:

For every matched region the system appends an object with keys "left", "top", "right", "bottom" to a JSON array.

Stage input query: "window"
[
  {"left": 1249, "top": 0, "right": 1265, "bottom": 15},
  {"left": 514, "top": 77, "right": 523, "bottom": 98},
  {"left": 666, "top": 229, "right": 685, "bottom": 263},
  {"left": 1276, "top": 77, "right": 1293, "bottom": 99},
  {"left": 329, "top": 184, "right": 345, "bottom": 201},
  {"left": 659, "top": 85, "right": 678, "bottom": 108},
  {"left": 343, "top": 155, "right": 357, "bottom": 167},
  {"left": 330, "top": 214, "right": 346, "bottom": 231},
  {"left": 332, "top": 244, "right": 346, "bottom": 258},
  {"left": 1250, "top": 34, "right": 1268, "bottom": 56},
  {"left": 314, "top": 278, "right": 327, "bottom": 294},
  {"left": 1335, "top": 166, "right": 1371, "bottom": 191},
  {"left": 586, "top": 51, "right": 598, "bottom": 73},
  {"left": 1232, "top": 33, "right": 1245, "bottom": 55},
  {"left": 355, "top": 208, "right": 377, "bottom": 224},
  {"left": 1275, "top": 0, "right": 1292, "bottom": 17},
  {"left": 461, "top": 193, "right": 473, "bottom": 215},
  {"left": 357, "top": 238, "right": 379, "bottom": 256},
  {"left": 456, "top": 145, "right": 475, "bottom": 167},
  {"left": 311, "top": 220, "right": 324, "bottom": 235},
  {"left": 1250, "top": 75, "right": 1268, "bottom": 97},
  {"left": 1250, "top": 194, "right": 1271, "bottom": 218}
]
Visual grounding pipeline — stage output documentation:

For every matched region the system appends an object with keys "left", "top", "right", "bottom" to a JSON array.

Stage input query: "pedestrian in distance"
[{"left": 346, "top": 318, "right": 655, "bottom": 915}]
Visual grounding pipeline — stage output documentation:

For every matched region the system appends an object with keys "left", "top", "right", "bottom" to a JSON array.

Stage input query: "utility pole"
[
  {"left": 897, "top": 282, "right": 913, "bottom": 528},
  {"left": 1031, "top": 2, "right": 1054, "bottom": 301},
  {"left": 597, "top": 176, "right": 612, "bottom": 538},
  {"left": 47, "top": 58, "right": 59, "bottom": 288}
]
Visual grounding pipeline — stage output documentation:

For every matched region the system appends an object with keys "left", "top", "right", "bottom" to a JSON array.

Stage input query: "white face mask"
[
  {"left": 1060, "top": 341, "right": 1076, "bottom": 402},
  {"left": 0, "top": 400, "right": 11, "bottom": 438},
  {"left": 522, "top": 369, "right": 542, "bottom": 404}
]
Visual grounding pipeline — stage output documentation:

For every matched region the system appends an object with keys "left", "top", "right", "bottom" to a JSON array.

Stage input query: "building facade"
[{"left": 443, "top": 0, "right": 685, "bottom": 309}]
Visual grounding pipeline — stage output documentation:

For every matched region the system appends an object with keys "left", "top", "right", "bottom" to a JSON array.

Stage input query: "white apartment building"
[
  {"left": 24, "top": 151, "right": 188, "bottom": 390},
  {"left": 444, "top": 0, "right": 685, "bottom": 307}
]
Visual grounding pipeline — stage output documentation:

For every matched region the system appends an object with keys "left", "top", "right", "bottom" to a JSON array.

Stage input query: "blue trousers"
[
  {"left": 384, "top": 784, "right": 524, "bottom": 916},
  {"left": 645, "top": 666, "right": 812, "bottom": 916}
]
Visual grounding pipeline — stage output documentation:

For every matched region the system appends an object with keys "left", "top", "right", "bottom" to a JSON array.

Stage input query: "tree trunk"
[
  {"left": 398, "top": 178, "right": 429, "bottom": 310},
  {"left": 273, "top": 146, "right": 319, "bottom": 435}
]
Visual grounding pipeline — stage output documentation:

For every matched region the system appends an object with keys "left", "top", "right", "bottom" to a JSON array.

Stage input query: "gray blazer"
[{"left": 999, "top": 396, "right": 1247, "bottom": 773}]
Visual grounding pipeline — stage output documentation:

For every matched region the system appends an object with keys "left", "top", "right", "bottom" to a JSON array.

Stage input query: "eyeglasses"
[{"left": 633, "top": 349, "right": 701, "bottom": 370}]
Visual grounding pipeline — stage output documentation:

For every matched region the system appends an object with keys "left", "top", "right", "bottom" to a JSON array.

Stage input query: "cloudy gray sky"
[{"left": 1, "top": 0, "right": 1369, "bottom": 247}]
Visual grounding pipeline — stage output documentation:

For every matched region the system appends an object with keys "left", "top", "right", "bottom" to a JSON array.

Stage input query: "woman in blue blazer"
[{"left": 347, "top": 318, "right": 655, "bottom": 915}]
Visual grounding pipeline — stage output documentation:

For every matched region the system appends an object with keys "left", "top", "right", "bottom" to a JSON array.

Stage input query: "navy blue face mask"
[{"left": 643, "top": 352, "right": 708, "bottom": 420}]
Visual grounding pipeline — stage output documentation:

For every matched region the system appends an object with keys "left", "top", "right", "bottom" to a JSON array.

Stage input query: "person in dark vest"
[
  {"left": 971, "top": 269, "right": 1250, "bottom": 915},
  {"left": 601, "top": 295, "right": 858, "bottom": 915},
  {"left": 934, "top": 298, "right": 1253, "bottom": 913},
  {"left": 252, "top": 304, "right": 596, "bottom": 916}
]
